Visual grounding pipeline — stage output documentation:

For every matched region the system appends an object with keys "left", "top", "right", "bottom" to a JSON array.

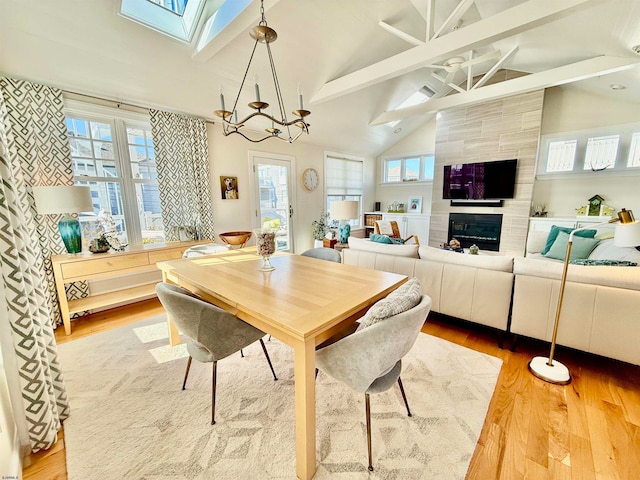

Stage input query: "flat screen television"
[{"left": 443, "top": 159, "right": 517, "bottom": 200}]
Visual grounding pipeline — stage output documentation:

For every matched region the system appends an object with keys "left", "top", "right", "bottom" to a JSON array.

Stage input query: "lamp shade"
[
  {"left": 330, "top": 200, "right": 359, "bottom": 220},
  {"left": 614, "top": 220, "right": 640, "bottom": 247},
  {"left": 32, "top": 186, "right": 94, "bottom": 215}
]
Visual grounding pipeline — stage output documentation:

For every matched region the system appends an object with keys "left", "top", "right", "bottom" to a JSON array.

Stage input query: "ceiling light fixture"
[
  {"left": 215, "top": 0, "right": 310, "bottom": 143},
  {"left": 609, "top": 84, "right": 627, "bottom": 90}
]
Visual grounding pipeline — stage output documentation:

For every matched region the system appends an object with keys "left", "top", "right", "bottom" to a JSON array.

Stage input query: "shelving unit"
[
  {"left": 51, "top": 240, "right": 208, "bottom": 335},
  {"left": 363, "top": 212, "right": 383, "bottom": 238}
]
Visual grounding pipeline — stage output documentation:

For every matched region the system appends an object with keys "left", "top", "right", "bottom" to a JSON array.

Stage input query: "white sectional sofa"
[
  {"left": 344, "top": 237, "right": 515, "bottom": 336},
  {"left": 510, "top": 229, "right": 640, "bottom": 365},
  {"left": 345, "top": 234, "right": 640, "bottom": 365}
]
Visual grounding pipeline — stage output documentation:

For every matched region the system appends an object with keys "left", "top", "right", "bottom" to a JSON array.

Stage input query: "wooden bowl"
[{"left": 219, "top": 231, "right": 252, "bottom": 248}]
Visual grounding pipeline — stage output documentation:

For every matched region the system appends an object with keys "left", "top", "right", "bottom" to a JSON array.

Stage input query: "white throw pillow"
[{"left": 588, "top": 239, "right": 640, "bottom": 263}]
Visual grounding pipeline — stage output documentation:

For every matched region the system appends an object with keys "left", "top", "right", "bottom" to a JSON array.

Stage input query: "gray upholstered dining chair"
[
  {"left": 300, "top": 247, "right": 342, "bottom": 262},
  {"left": 155, "top": 282, "right": 278, "bottom": 425},
  {"left": 315, "top": 284, "right": 432, "bottom": 471}
]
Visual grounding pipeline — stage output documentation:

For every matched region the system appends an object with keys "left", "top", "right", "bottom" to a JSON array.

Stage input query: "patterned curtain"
[
  {"left": 0, "top": 77, "right": 89, "bottom": 328},
  {"left": 0, "top": 78, "right": 70, "bottom": 451},
  {"left": 150, "top": 109, "right": 215, "bottom": 241}
]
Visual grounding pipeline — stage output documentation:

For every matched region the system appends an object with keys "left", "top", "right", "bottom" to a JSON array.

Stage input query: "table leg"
[{"left": 294, "top": 337, "right": 317, "bottom": 480}]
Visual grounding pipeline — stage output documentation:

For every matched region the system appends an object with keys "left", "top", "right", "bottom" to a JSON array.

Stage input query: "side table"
[{"left": 334, "top": 242, "right": 349, "bottom": 252}]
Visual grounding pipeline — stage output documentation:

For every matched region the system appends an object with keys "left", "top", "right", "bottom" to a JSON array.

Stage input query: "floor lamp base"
[{"left": 528, "top": 356, "right": 571, "bottom": 385}]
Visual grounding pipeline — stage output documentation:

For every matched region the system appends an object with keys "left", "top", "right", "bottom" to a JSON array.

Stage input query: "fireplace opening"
[{"left": 448, "top": 213, "right": 503, "bottom": 251}]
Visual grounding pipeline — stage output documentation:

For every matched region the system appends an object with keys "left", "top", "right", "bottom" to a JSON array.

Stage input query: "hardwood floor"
[{"left": 23, "top": 300, "right": 640, "bottom": 479}]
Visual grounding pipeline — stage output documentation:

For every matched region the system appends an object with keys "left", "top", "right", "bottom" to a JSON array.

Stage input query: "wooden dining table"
[{"left": 157, "top": 248, "right": 407, "bottom": 480}]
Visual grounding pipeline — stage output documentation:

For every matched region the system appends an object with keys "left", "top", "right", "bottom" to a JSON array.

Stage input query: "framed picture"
[
  {"left": 408, "top": 196, "right": 422, "bottom": 213},
  {"left": 220, "top": 176, "right": 238, "bottom": 200}
]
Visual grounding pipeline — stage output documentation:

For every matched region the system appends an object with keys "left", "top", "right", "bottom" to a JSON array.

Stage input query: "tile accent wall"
[{"left": 430, "top": 90, "right": 545, "bottom": 256}]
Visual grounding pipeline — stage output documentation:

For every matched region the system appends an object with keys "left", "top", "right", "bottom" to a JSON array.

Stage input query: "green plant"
[{"left": 312, "top": 210, "right": 329, "bottom": 241}]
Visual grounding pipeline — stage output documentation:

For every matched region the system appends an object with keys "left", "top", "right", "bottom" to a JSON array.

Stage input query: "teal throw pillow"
[
  {"left": 369, "top": 234, "right": 405, "bottom": 245},
  {"left": 369, "top": 233, "right": 392, "bottom": 244},
  {"left": 544, "top": 231, "right": 601, "bottom": 261},
  {"left": 541, "top": 225, "right": 596, "bottom": 255}
]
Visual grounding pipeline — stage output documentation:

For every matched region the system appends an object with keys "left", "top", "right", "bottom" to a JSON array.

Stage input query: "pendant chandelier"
[{"left": 215, "top": 0, "right": 310, "bottom": 143}]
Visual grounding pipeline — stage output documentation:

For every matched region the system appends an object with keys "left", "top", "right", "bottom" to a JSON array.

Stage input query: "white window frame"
[
  {"left": 324, "top": 152, "right": 364, "bottom": 228},
  {"left": 64, "top": 99, "right": 162, "bottom": 247},
  {"left": 381, "top": 153, "right": 435, "bottom": 184},
  {"left": 537, "top": 122, "right": 640, "bottom": 177}
]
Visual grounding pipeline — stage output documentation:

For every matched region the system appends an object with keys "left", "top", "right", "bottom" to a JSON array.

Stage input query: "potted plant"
[{"left": 312, "top": 210, "right": 329, "bottom": 247}]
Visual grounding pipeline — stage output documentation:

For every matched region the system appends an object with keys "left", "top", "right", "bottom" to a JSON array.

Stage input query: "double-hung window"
[
  {"left": 325, "top": 154, "right": 364, "bottom": 227},
  {"left": 382, "top": 154, "right": 435, "bottom": 184},
  {"left": 64, "top": 101, "right": 164, "bottom": 246}
]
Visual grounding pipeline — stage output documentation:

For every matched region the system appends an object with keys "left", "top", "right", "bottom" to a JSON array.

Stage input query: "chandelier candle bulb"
[
  {"left": 254, "top": 74, "right": 261, "bottom": 102},
  {"left": 298, "top": 84, "right": 304, "bottom": 110},
  {"left": 219, "top": 86, "right": 225, "bottom": 112}
]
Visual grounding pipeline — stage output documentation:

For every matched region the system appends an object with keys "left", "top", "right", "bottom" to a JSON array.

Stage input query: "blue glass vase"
[{"left": 58, "top": 214, "right": 83, "bottom": 254}]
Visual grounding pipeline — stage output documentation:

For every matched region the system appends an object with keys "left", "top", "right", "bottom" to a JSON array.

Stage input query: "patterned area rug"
[{"left": 59, "top": 316, "right": 502, "bottom": 479}]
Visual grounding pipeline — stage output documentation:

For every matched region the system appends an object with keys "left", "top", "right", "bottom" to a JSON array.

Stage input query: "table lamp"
[
  {"left": 529, "top": 208, "right": 640, "bottom": 384},
  {"left": 32, "top": 185, "right": 94, "bottom": 254},
  {"left": 330, "top": 200, "right": 359, "bottom": 244}
]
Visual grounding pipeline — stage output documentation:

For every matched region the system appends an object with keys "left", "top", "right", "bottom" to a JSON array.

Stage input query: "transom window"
[
  {"left": 382, "top": 154, "right": 435, "bottom": 184},
  {"left": 538, "top": 123, "right": 640, "bottom": 175},
  {"left": 65, "top": 101, "right": 164, "bottom": 247}
]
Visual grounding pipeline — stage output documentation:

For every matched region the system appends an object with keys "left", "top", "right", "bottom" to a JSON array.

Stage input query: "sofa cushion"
[
  {"left": 357, "top": 278, "right": 422, "bottom": 331},
  {"left": 418, "top": 245, "right": 514, "bottom": 272},
  {"left": 541, "top": 225, "right": 597, "bottom": 255},
  {"left": 347, "top": 236, "right": 419, "bottom": 257},
  {"left": 544, "top": 231, "right": 600, "bottom": 261}
]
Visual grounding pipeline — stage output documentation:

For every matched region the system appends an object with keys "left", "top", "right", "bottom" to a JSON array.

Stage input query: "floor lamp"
[
  {"left": 330, "top": 200, "right": 359, "bottom": 244},
  {"left": 529, "top": 208, "right": 640, "bottom": 384},
  {"left": 32, "top": 185, "right": 94, "bottom": 254}
]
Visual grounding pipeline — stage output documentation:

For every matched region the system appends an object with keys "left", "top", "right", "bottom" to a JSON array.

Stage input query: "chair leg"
[
  {"left": 397, "top": 377, "right": 412, "bottom": 417},
  {"left": 365, "top": 393, "right": 373, "bottom": 472},
  {"left": 259, "top": 338, "right": 278, "bottom": 381},
  {"left": 182, "top": 356, "right": 192, "bottom": 390},
  {"left": 211, "top": 361, "right": 217, "bottom": 425},
  {"left": 240, "top": 349, "right": 244, "bottom": 357}
]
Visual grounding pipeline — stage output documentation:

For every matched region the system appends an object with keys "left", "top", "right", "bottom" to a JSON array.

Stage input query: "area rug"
[{"left": 59, "top": 316, "right": 502, "bottom": 479}]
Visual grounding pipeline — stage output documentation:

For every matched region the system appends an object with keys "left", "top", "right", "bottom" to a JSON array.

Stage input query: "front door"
[{"left": 250, "top": 152, "right": 295, "bottom": 252}]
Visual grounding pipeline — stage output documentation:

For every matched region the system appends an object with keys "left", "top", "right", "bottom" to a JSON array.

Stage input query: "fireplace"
[{"left": 448, "top": 213, "right": 503, "bottom": 251}]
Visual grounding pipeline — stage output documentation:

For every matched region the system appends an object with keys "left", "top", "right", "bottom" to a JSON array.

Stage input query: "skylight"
[
  {"left": 120, "top": 0, "right": 206, "bottom": 42},
  {"left": 386, "top": 86, "right": 435, "bottom": 128}
]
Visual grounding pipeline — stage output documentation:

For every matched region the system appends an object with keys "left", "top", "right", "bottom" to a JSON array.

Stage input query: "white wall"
[
  {"left": 0, "top": 282, "right": 22, "bottom": 478},
  {"left": 374, "top": 120, "right": 437, "bottom": 214},
  {"left": 534, "top": 86, "right": 640, "bottom": 216},
  {"left": 208, "top": 124, "right": 376, "bottom": 253}
]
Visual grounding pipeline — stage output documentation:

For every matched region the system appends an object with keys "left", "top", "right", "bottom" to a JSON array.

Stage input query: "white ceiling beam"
[
  {"left": 433, "top": 0, "right": 476, "bottom": 39},
  {"left": 378, "top": 21, "right": 424, "bottom": 46},
  {"left": 425, "top": 0, "right": 435, "bottom": 41},
  {"left": 432, "top": 72, "right": 466, "bottom": 93},
  {"left": 466, "top": 51, "right": 474, "bottom": 91},
  {"left": 472, "top": 45, "right": 519, "bottom": 90},
  {"left": 310, "top": 0, "right": 607, "bottom": 105},
  {"left": 192, "top": 0, "right": 282, "bottom": 63},
  {"left": 370, "top": 56, "right": 640, "bottom": 125}
]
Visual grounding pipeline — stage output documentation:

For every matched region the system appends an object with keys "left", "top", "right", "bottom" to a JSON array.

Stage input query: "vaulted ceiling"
[{"left": 1, "top": 0, "right": 640, "bottom": 156}]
